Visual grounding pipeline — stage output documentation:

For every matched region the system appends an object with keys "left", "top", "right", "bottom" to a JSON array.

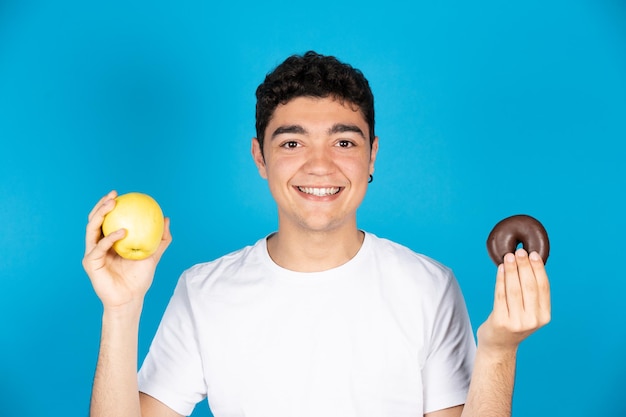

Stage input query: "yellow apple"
[{"left": 102, "top": 192, "right": 164, "bottom": 260}]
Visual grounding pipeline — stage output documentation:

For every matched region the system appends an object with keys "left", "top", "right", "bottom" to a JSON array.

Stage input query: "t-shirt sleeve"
[
  {"left": 422, "top": 271, "right": 476, "bottom": 414},
  {"left": 138, "top": 274, "right": 206, "bottom": 416}
]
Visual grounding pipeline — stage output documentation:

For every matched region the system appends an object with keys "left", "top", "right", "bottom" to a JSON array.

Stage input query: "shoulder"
[
  {"left": 179, "top": 236, "right": 269, "bottom": 290},
  {"left": 364, "top": 232, "right": 454, "bottom": 282},
  {"left": 361, "top": 232, "right": 461, "bottom": 308}
]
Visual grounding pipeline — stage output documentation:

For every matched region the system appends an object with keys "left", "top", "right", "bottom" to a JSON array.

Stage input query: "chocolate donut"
[{"left": 486, "top": 215, "right": 550, "bottom": 265}]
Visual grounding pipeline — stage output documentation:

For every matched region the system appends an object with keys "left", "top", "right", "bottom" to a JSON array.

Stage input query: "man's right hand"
[{"left": 82, "top": 190, "right": 172, "bottom": 310}]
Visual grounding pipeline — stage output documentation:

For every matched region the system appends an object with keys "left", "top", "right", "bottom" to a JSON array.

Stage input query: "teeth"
[{"left": 298, "top": 187, "right": 340, "bottom": 196}]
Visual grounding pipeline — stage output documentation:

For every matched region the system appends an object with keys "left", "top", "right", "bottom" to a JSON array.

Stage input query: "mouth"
[{"left": 297, "top": 186, "right": 341, "bottom": 197}]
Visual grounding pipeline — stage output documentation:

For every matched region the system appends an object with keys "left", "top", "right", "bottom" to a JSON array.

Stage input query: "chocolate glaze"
[{"left": 486, "top": 215, "right": 550, "bottom": 265}]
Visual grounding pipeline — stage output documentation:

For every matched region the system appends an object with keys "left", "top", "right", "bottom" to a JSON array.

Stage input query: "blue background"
[{"left": 1, "top": 0, "right": 625, "bottom": 415}]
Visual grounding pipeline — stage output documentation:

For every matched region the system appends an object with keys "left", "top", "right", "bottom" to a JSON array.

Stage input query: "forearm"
[
  {"left": 461, "top": 346, "right": 517, "bottom": 417},
  {"left": 90, "top": 302, "right": 144, "bottom": 417}
]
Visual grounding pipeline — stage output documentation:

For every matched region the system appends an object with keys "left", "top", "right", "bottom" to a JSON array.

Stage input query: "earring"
[{"left": 368, "top": 174, "right": 373, "bottom": 184}]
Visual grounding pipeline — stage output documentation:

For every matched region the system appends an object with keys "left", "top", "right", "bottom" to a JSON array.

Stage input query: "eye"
[
  {"left": 337, "top": 140, "right": 355, "bottom": 148},
  {"left": 280, "top": 140, "right": 300, "bottom": 149}
]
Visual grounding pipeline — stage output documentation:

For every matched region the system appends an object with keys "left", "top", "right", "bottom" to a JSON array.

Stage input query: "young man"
[{"left": 83, "top": 51, "right": 550, "bottom": 417}]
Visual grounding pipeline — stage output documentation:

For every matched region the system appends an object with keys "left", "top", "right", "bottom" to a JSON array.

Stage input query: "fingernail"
[
  {"left": 516, "top": 248, "right": 528, "bottom": 257},
  {"left": 505, "top": 253, "right": 515, "bottom": 263},
  {"left": 529, "top": 251, "right": 540, "bottom": 261}
]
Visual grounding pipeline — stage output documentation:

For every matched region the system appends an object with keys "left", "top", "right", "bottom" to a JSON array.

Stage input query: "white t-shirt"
[{"left": 138, "top": 232, "right": 476, "bottom": 417}]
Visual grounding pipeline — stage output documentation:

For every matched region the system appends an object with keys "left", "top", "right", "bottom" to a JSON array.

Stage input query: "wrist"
[
  {"left": 476, "top": 342, "right": 518, "bottom": 363},
  {"left": 102, "top": 299, "right": 144, "bottom": 323}
]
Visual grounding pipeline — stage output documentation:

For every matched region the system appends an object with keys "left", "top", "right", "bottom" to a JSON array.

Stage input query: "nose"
[{"left": 304, "top": 144, "right": 336, "bottom": 177}]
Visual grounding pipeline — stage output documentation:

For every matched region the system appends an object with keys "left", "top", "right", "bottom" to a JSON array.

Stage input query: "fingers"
[
  {"left": 512, "top": 249, "right": 537, "bottom": 311},
  {"left": 500, "top": 248, "right": 551, "bottom": 327},
  {"left": 500, "top": 251, "right": 522, "bottom": 322},
  {"left": 90, "top": 228, "right": 126, "bottom": 262},
  {"left": 152, "top": 217, "right": 173, "bottom": 262},
  {"left": 84, "top": 191, "right": 118, "bottom": 256},
  {"left": 529, "top": 250, "right": 551, "bottom": 323},
  {"left": 87, "top": 190, "right": 117, "bottom": 222},
  {"left": 493, "top": 263, "right": 508, "bottom": 318}
]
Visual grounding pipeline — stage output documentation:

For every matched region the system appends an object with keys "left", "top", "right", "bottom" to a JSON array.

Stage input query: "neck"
[{"left": 267, "top": 225, "right": 364, "bottom": 273}]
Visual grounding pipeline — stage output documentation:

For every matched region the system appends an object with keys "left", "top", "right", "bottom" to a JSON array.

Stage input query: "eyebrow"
[
  {"left": 271, "top": 125, "right": 306, "bottom": 139},
  {"left": 329, "top": 123, "right": 365, "bottom": 139},
  {"left": 270, "top": 123, "right": 365, "bottom": 140}
]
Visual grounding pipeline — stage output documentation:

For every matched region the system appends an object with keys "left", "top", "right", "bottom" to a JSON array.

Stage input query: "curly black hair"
[{"left": 255, "top": 51, "right": 375, "bottom": 153}]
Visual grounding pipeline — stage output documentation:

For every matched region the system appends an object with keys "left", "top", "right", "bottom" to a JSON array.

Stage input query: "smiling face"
[{"left": 252, "top": 96, "right": 378, "bottom": 236}]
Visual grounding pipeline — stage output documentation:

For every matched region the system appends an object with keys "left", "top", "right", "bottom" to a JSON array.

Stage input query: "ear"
[
  {"left": 369, "top": 136, "right": 379, "bottom": 176},
  {"left": 251, "top": 138, "right": 268, "bottom": 179}
]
